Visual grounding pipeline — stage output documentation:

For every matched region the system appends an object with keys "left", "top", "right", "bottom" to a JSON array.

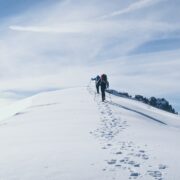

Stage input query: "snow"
[
  {"left": 0, "top": 85, "right": 180, "bottom": 180},
  {"left": 0, "top": 97, "right": 32, "bottom": 122},
  {"left": 0, "top": 98, "right": 16, "bottom": 108}
]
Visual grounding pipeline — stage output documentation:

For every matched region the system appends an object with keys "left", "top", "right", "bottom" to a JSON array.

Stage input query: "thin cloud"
[
  {"left": 9, "top": 24, "right": 86, "bottom": 33},
  {"left": 99, "top": 0, "right": 162, "bottom": 19}
]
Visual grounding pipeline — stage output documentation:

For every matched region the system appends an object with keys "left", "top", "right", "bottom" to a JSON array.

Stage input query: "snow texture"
[{"left": 0, "top": 85, "right": 180, "bottom": 180}]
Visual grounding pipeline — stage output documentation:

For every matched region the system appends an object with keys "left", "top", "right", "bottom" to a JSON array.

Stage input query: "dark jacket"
[
  {"left": 101, "top": 80, "right": 109, "bottom": 90},
  {"left": 92, "top": 75, "right": 101, "bottom": 86}
]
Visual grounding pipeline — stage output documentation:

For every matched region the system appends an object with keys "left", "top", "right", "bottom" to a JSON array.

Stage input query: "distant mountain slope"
[{"left": 0, "top": 86, "right": 179, "bottom": 180}]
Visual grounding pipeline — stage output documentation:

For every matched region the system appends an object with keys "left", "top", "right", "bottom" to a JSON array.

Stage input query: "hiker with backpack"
[
  {"left": 91, "top": 75, "right": 101, "bottom": 94},
  {"left": 100, "top": 74, "right": 109, "bottom": 102}
]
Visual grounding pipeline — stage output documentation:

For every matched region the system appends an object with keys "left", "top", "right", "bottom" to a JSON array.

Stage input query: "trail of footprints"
[
  {"left": 87, "top": 86, "right": 168, "bottom": 180},
  {"left": 92, "top": 102, "right": 128, "bottom": 141}
]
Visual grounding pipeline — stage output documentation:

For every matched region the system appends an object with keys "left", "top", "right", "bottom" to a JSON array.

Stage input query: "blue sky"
[
  {"left": 0, "top": 0, "right": 56, "bottom": 19},
  {"left": 0, "top": 0, "right": 180, "bottom": 112}
]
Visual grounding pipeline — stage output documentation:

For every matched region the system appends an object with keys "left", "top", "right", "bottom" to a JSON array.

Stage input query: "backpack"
[
  {"left": 101, "top": 74, "right": 109, "bottom": 88},
  {"left": 101, "top": 74, "right": 107, "bottom": 82}
]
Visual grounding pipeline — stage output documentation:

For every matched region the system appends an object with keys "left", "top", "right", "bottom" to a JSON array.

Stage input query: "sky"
[{"left": 0, "top": 0, "right": 180, "bottom": 112}]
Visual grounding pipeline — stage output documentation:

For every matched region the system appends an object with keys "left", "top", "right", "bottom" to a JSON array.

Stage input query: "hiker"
[
  {"left": 91, "top": 75, "right": 101, "bottom": 94},
  {"left": 100, "top": 74, "right": 109, "bottom": 102}
]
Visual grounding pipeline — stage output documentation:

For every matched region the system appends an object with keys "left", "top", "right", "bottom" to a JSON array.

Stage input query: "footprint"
[
  {"left": 120, "top": 159, "right": 125, "bottom": 163},
  {"left": 115, "top": 151, "right": 123, "bottom": 155},
  {"left": 139, "top": 150, "right": 145, "bottom": 153},
  {"left": 107, "top": 143, "right": 112, "bottom": 146},
  {"left": 147, "top": 170, "right": 162, "bottom": 178},
  {"left": 107, "top": 159, "right": 117, "bottom": 165},
  {"left": 158, "top": 164, "right": 167, "bottom": 170},
  {"left": 102, "top": 146, "right": 107, "bottom": 150},
  {"left": 130, "top": 172, "right": 140, "bottom": 178},
  {"left": 142, "top": 154, "right": 149, "bottom": 160},
  {"left": 134, "top": 163, "right": 140, "bottom": 167},
  {"left": 128, "top": 160, "right": 136, "bottom": 166}
]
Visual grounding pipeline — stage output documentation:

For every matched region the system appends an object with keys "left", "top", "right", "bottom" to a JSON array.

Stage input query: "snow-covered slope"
[{"left": 0, "top": 86, "right": 180, "bottom": 180}]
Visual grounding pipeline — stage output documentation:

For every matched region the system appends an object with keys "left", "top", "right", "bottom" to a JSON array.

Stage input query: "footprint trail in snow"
[{"left": 87, "top": 85, "right": 168, "bottom": 180}]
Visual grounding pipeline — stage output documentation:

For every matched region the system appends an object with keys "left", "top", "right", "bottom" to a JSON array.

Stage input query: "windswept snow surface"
[{"left": 0, "top": 86, "right": 180, "bottom": 180}]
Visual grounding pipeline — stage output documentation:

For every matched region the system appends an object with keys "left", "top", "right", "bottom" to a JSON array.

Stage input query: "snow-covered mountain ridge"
[{"left": 0, "top": 86, "right": 180, "bottom": 180}]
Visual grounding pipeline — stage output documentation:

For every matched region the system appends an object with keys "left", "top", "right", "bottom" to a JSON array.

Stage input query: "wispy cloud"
[
  {"left": 10, "top": 24, "right": 86, "bottom": 33},
  {"left": 99, "top": 0, "right": 162, "bottom": 19}
]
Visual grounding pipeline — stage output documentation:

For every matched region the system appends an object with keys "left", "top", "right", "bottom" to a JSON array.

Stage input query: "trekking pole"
[
  {"left": 87, "top": 79, "right": 92, "bottom": 93},
  {"left": 94, "top": 91, "right": 97, "bottom": 101},
  {"left": 87, "top": 79, "right": 91, "bottom": 88}
]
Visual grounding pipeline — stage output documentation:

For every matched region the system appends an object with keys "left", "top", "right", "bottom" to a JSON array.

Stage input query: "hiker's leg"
[{"left": 102, "top": 90, "right": 105, "bottom": 101}]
